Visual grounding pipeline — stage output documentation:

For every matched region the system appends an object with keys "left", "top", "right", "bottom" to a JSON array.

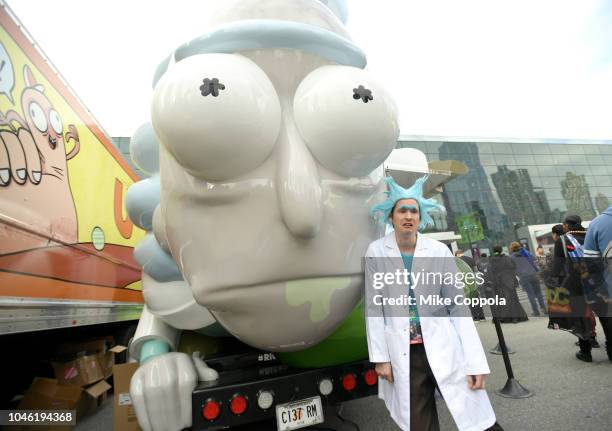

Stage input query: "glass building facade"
[
  {"left": 113, "top": 134, "right": 611, "bottom": 251},
  {"left": 398, "top": 137, "right": 612, "bottom": 250}
]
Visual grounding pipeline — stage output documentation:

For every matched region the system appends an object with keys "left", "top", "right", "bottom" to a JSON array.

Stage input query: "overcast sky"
[{"left": 6, "top": 0, "right": 612, "bottom": 140}]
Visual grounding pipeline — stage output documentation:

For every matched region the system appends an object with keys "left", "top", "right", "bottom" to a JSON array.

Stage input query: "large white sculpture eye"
[
  {"left": 152, "top": 53, "right": 281, "bottom": 181},
  {"left": 29, "top": 102, "right": 48, "bottom": 133},
  {"left": 293, "top": 66, "right": 399, "bottom": 178}
]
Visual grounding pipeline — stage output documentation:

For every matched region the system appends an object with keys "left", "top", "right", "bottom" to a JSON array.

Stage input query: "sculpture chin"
[{"left": 192, "top": 275, "right": 363, "bottom": 352}]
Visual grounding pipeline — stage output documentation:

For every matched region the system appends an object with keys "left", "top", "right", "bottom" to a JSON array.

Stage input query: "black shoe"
[
  {"left": 485, "top": 421, "right": 505, "bottom": 431},
  {"left": 576, "top": 351, "right": 593, "bottom": 363},
  {"left": 576, "top": 338, "right": 600, "bottom": 347}
]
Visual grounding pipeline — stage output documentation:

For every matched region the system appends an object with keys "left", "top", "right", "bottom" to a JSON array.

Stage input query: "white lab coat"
[{"left": 365, "top": 232, "right": 496, "bottom": 431}]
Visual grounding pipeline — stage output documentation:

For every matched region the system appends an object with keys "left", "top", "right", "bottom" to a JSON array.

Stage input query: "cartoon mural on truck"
[
  {"left": 0, "top": 7, "right": 145, "bottom": 307},
  {"left": 0, "top": 62, "right": 80, "bottom": 253}
]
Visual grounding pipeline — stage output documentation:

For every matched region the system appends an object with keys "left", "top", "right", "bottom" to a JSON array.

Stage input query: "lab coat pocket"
[{"left": 384, "top": 326, "right": 410, "bottom": 377}]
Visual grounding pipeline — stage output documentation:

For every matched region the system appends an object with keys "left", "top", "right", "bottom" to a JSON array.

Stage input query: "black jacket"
[{"left": 552, "top": 229, "right": 586, "bottom": 295}]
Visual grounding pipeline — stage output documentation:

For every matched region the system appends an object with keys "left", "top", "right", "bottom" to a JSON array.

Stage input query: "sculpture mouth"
[
  {"left": 194, "top": 274, "right": 363, "bottom": 318},
  {"left": 198, "top": 273, "right": 362, "bottom": 295},
  {"left": 199, "top": 274, "right": 364, "bottom": 352}
]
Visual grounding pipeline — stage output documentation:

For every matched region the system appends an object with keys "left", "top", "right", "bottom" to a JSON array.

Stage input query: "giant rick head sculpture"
[{"left": 129, "top": 0, "right": 399, "bottom": 352}]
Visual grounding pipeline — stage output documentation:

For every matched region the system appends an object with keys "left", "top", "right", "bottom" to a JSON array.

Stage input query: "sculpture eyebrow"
[
  {"left": 353, "top": 85, "right": 373, "bottom": 103},
  {"left": 200, "top": 77, "right": 225, "bottom": 97}
]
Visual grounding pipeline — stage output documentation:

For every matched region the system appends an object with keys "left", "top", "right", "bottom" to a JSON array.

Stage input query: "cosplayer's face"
[{"left": 391, "top": 198, "right": 420, "bottom": 234}]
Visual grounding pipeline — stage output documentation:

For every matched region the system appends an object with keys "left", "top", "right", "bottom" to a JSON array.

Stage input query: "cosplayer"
[{"left": 365, "top": 176, "right": 502, "bottom": 431}]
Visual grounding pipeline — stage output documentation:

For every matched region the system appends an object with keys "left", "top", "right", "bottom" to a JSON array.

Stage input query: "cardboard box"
[
  {"left": 101, "top": 345, "right": 127, "bottom": 379},
  {"left": 15, "top": 377, "right": 111, "bottom": 431},
  {"left": 56, "top": 338, "right": 109, "bottom": 360},
  {"left": 18, "top": 377, "right": 83, "bottom": 412},
  {"left": 52, "top": 354, "right": 104, "bottom": 387},
  {"left": 52, "top": 338, "right": 127, "bottom": 386},
  {"left": 80, "top": 379, "right": 112, "bottom": 412},
  {"left": 113, "top": 363, "right": 142, "bottom": 431}
]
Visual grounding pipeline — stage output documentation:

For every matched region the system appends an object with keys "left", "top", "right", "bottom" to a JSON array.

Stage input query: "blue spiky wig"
[{"left": 370, "top": 176, "right": 445, "bottom": 230}]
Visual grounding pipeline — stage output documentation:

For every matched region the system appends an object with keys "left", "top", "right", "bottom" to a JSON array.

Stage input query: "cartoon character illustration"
[
  {"left": 0, "top": 64, "right": 80, "bottom": 254},
  {"left": 0, "top": 32, "right": 143, "bottom": 297},
  {"left": 127, "top": 1, "right": 399, "bottom": 429}
]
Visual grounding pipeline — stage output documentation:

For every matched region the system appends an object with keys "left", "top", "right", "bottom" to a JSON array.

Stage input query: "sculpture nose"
[{"left": 276, "top": 109, "right": 323, "bottom": 239}]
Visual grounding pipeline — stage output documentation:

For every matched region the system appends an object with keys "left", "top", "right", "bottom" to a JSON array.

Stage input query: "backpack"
[
  {"left": 563, "top": 232, "right": 584, "bottom": 260},
  {"left": 563, "top": 233, "right": 609, "bottom": 304}
]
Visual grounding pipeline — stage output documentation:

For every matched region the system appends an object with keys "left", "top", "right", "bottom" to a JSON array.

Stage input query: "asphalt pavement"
[
  {"left": 336, "top": 316, "right": 612, "bottom": 431},
  {"left": 77, "top": 313, "right": 612, "bottom": 431}
]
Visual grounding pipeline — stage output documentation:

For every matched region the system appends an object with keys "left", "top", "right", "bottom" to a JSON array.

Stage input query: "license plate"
[{"left": 276, "top": 396, "right": 324, "bottom": 431}]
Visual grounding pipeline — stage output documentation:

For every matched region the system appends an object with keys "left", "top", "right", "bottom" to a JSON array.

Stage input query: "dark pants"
[
  {"left": 520, "top": 274, "right": 546, "bottom": 314},
  {"left": 578, "top": 302, "right": 612, "bottom": 357},
  {"left": 409, "top": 344, "right": 504, "bottom": 430},
  {"left": 469, "top": 296, "right": 486, "bottom": 321},
  {"left": 410, "top": 344, "right": 440, "bottom": 431}
]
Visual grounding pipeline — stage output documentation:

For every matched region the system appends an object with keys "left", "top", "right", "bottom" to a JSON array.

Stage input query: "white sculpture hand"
[
  {"left": 129, "top": 352, "right": 198, "bottom": 431},
  {"left": 192, "top": 351, "right": 219, "bottom": 381}
]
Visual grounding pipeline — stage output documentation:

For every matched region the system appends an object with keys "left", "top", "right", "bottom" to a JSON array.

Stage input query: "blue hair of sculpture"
[{"left": 370, "top": 176, "right": 445, "bottom": 230}]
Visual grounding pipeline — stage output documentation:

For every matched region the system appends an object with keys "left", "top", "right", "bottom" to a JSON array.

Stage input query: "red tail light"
[
  {"left": 364, "top": 369, "right": 378, "bottom": 386},
  {"left": 230, "top": 394, "right": 248, "bottom": 415},
  {"left": 202, "top": 400, "right": 221, "bottom": 421},
  {"left": 342, "top": 373, "right": 357, "bottom": 391}
]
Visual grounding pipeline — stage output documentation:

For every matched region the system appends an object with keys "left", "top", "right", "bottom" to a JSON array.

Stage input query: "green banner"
[{"left": 456, "top": 213, "right": 484, "bottom": 244}]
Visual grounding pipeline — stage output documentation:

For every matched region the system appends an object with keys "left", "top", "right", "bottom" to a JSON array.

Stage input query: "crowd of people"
[{"left": 455, "top": 206, "right": 612, "bottom": 364}]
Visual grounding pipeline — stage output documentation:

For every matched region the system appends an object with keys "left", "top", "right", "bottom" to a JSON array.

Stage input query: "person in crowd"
[
  {"left": 475, "top": 253, "right": 491, "bottom": 306},
  {"left": 535, "top": 246, "right": 547, "bottom": 268},
  {"left": 486, "top": 246, "right": 528, "bottom": 323},
  {"left": 582, "top": 208, "right": 612, "bottom": 362},
  {"left": 366, "top": 176, "right": 503, "bottom": 431},
  {"left": 584, "top": 205, "right": 612, "bottom": 301},
  {"left": 510, "top": 242, "right": 547, "bottom": 316},
  {"left": 546, "top": 223, "right": 599, "bottom": 349},
  {"left": 455, "top": 249, "right": 476, "bottom": 270},
  {"left": 476, "top": 253, "right": 488, "bottom": 271},
  {"left": 541, "top": 225, "right": 562, "bottom": 281},
  {"left": 546, "top": 224, "right": 565, "bottom": 273},
  {"left": 456, "top": 254, "right": 486, "bottom": 321},
  {"left": 551, "top": 215, "right": 607, "bottom": 362}
]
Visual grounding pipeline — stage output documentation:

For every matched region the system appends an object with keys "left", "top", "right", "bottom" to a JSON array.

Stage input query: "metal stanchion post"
[
  {"left": 492, "top": 317, "right": 533, "bottom": 398},
  {"left": 490, "top": 342, "right": 515, "bottom": 355}
]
